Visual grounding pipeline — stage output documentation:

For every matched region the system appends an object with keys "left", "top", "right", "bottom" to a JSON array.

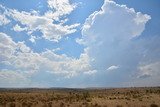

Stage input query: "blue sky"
[{"left": 0, "top": 0, "right": 160, "bottom": 88}]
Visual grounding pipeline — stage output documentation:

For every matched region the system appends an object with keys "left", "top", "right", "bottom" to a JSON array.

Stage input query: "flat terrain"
[{"left": 0, "top": 87, "right": 160, "bottom": 107}]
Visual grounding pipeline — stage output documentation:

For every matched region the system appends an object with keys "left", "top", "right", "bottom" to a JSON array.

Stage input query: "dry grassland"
[{"left": 0, "top": 87, "right": 160, "bottom": 107}]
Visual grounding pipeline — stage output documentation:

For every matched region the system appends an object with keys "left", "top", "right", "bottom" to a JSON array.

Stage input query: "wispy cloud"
[{"left": 107, "top": 65, "right": 119, "bottom": 71}]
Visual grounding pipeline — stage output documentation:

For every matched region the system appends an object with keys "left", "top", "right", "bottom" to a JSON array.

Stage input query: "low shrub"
[{"left": 150, "top": 104, "right": 158, "bottom": 107}]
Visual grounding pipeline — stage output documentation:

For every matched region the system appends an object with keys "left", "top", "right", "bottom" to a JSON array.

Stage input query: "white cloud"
[
  {"left": 81, "top": 0, "right": 151, "bottom": 45},
  {"left": 13, "top": 24, "right": 27, "bottom": 32},
  {"left": 75, "top": 0, "right": 159, "bottom": 86},
  {"left": 83, "top": 70, "right": 97, "bottom": 75},
  {"left": 0, "top": 0, "right": 79, "bottom": 42},
  {"left": 8, "top": 9, "right": 79, "bottom": 42},
  {"left": 29, "top": 35, "right": 37, "bottom": 43},
  {"left": 127, "top": 61, "right": 160, "bottom": 87},
  {"left": 0, "top": 5, "right": 10, "bottom": 26},
  {"left": 40, "top": 49, "right": 92, "bottom": 76},
  {"left": 79, "top": 0, "right": 151, "bottom": 72},
  {"left": 0, "top": 69, "right": 29, "bottom": 87},
  {"left": 0, "top": 32, "right": 17, "bottom": 62},
  {"left": 0, "top": 33, "right": 92, "bottom": 82},
  {"left": 107, "top": 65, "right": 119, "bottom": 71},
  {"left": 0, "top": 14, "right": 10, "bottom": 26},
  {"left": 46, "top": 0, "right": 76, "bottom": 20},
  {"left": 0, "top": 0, "right": 159, "bottom": 87},
  {"left": 137, "top": 61, "right": 160, "bottom": 79},
  {"left": 17, "top": 42, "right": 31, "bottom": 53}
]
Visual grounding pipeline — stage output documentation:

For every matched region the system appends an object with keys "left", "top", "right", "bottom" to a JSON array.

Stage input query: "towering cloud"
[{"left": 76, "top": 0, "right": 159, "bottom": 86}]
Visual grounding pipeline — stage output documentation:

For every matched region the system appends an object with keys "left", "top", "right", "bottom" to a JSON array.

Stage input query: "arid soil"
[{"left": 0, "top": 87, "right": 160, "bottom": 107}]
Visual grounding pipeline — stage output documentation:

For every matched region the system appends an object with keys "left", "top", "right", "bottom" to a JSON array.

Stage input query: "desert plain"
[{"left": 0, "top": 87, "right": 160, "bottom": 107}]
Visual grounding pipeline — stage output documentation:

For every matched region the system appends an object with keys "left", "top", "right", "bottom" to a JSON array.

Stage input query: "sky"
[{"left": 0, "top": 0, "right": 160, "bottom": 88}]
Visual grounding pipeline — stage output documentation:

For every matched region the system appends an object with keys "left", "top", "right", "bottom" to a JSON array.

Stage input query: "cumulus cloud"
[
  {"left": 0, "top": 0, "right": 79, "bottom": 42},
  {"left": 0, "top": 0, "right": 159, "bottom": 87},
  {"left": 0, "top": 32, "right": 93, "bottom": 85},
  {"left": 80, "top": 0, "right": 151, "bottom": 71},
  {"left": 8, "top": 9, "right": 79, "bottom": 42},
  {"left": 76, "top": 0, "right": 160, "bottom": 86},
  {"left": 81, "top": 0, "right": 151, "bottom": 44},
  {"left": 46, "top": 0, "right": 76, "bottom": 20}
]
